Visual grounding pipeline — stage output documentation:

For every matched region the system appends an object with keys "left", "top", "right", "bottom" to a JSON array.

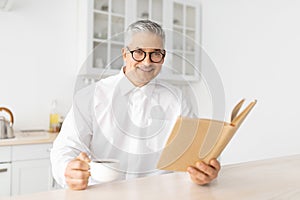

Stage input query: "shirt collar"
[{"left": 118, "top": 67, "right": 156, "bottom": 97}]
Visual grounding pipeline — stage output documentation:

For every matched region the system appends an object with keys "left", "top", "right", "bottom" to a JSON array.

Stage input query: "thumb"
[{"left": 77, "top": 152, "right": 91, "bottom": 163}]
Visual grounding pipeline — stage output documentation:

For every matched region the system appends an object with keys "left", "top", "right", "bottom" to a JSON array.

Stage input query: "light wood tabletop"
[{"left": 2, "top": 154, "right": 300, "bottom": 200}]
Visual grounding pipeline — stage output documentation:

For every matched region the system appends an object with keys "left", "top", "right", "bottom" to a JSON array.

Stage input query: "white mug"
[{"left": 89, "top": 159, "right": 121, "bottom": 183}]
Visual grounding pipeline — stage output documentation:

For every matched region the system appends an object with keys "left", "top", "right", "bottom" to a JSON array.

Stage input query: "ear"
[
  {"left": 122, "top": 48, "right": 127, "bottom": 61},
  {"left": 161, "top": 51, "right": 166, "bottom": 64}
]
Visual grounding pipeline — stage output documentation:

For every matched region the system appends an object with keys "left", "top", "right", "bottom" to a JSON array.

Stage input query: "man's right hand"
[{"left": 65, "top": 152, "right": 91, "bottom": 190}]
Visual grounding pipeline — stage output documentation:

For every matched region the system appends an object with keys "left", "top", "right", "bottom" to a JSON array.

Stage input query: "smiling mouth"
[{"left": 137, "top": 67, "right": 154, "bottom": 72}]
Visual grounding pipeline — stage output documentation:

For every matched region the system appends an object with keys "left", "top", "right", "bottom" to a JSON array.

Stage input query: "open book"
[{"left": 157, "top": 99, "right": 257, "bottom": 171}]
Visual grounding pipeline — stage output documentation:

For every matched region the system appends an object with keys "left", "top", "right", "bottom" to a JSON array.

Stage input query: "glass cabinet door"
[
  {"left": 136, "top": 0, "right": 163, "bottom": 24},
  {"left": 171, "top": 1, "right": 198, "bottom": 78},
  {"left": 92, "top": 0, "right": 126, "bottom": 72}
]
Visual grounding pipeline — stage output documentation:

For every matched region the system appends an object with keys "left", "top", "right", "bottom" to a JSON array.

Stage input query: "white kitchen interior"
[{"left": 1, "top": 0, "right": 300, "bottom": 198}]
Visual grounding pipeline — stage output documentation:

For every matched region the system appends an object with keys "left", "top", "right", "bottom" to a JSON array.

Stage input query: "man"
[{"left": 50, "top": 20, "right": 220, "bottom": 190}]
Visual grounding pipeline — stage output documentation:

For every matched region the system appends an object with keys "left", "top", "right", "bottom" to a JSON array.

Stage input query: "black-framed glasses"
[{"left": 126, "top": 47, "right": 166, "bottom": 63}]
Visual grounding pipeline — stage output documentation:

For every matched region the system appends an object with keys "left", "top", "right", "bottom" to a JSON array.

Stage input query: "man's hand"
[
  {"left": 187, "top": 159, "right": 221, "bottom": 185},
  {"left": 65, "top": 152, "right": 91, "bottom": 190}
]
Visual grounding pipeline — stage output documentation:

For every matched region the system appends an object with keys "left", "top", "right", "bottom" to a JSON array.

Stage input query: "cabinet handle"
[{"left": 0, "top": 168, "right": 8, "bottom": 173}]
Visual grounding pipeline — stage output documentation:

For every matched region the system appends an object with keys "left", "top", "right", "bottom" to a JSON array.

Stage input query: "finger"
[
  {"left": 77, "top": 152, "right": 91, "bottom": 163},
  {"left": 67, "top": 159, "right": 90, "bottom": 171},
  {"left": 65, "top": 168, "right": 90, "bottom": 180},
  {"left": 66, "top": 177, "right": 89, "bottom": 190},
  {"left": 210, "top": 159, "right": 221, "bottom": 171},
  {"left": 195, "top": 162, "right": 217, "bottom": 178},
  {"left": 187, "top": 167, "right": 210, "bottom": 185}
]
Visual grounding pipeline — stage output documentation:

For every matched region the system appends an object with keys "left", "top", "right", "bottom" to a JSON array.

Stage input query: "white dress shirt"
[{"left": 50, "top": 68, "right": 196, "bottom": 187}]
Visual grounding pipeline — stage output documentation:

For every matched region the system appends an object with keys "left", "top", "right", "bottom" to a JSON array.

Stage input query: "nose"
[{"left": 142, "top": 53, "right": 152, "bottom": 66}]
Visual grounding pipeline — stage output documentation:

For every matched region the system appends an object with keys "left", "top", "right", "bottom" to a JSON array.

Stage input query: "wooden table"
[{"left": 2, "top": 154, "right": 300, "bottom": 200}]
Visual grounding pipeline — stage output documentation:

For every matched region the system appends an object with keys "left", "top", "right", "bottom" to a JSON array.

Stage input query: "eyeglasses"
[{"left": 126, "top": 47, "right": 166, "bottom": 63}]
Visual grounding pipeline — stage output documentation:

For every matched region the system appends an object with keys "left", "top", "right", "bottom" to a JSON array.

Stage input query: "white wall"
[
  {"left": 198, "top": 0, "right": 300, "bottom": 164},
  {"left": 0, "top": 0, "right": 78, "bottom": 130}
]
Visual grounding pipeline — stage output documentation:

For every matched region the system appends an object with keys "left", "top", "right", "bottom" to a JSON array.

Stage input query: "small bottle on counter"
[
  {"left": 58, "top": 115, "right": 64, "bottom": 132},
  {"left": 49, "top": 100, "right": 60, "bottom": 133}
]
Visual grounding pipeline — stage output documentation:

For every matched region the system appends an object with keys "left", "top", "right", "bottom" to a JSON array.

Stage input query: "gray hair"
[{"left": 125, "top": 20, "right": 165, "bottom": 47}]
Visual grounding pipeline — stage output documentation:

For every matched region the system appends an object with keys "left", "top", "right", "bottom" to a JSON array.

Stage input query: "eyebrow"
[{"left": 134, "top": 47, "right": 164, "bottom": 51}]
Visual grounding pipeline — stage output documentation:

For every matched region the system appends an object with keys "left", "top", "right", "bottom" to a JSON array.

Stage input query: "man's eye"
[
  {"left": 134, "top": 50, "right": 144, "bottom": 55},
  {"left": 152, "top": 52, "right": 162, "bottom": 57}
]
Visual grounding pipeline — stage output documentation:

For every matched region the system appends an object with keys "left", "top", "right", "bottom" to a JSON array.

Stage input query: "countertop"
[
  {"left": 0, "top": 131, "right": 58, "bottom": 146},
  {"left": 2, "top": 154, "right": 300, "bottom": 200}
]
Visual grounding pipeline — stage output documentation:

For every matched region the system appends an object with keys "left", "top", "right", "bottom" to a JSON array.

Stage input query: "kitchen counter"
[
  {"left": 0, "top": 131, "right": 58, "bottom": 146},
  {"left": 2, "top": 154, "right": 300, "bottom": 200}
]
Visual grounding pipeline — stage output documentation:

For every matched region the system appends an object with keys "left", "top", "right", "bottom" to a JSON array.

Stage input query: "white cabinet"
[
  {"left": 0, "top": 146, "right": 12, "bottom": 197},
  {"left": 77, "top": 0, "right": 201, "bottom": 86},
  {"left": 11, "top": 159, "right": 52, "bottom": 195},
  {"left": 136, "top": 0, "right": 163, "bottom": 23},
  {"left": 92, "top": 0, "right": 126, "bottom": 72},
  {"left": 0, "top": 163, "right": 11, "bottom": 197},
  {"left": 11, "top": 143, "right": 52, "bottom": 161},
  {"left": 0, "top": 146, "right": 11, "bottom": 162},
  {"left": 11, "top": 143, "right": 53, "bottom": 196},
  {"left": 0, "top": 143, "right": 54, "bottom": 197},
  {"left": 168, "top": 0, "right": 201, "bottom": 79}
]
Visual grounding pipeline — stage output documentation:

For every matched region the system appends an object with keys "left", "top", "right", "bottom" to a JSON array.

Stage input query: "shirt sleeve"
[{"left": 50, "top": 85, "right": 95, "bottom": 187}]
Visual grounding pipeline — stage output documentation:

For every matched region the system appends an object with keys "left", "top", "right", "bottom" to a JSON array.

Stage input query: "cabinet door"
[
  {"left": 91, "top": 0, "right": 126, "bottom": 73},
  {"left": 0, "top": 146, "right": 11, "bottom": 162},
  {"left": 166, "top": 0, "right": 201, "bottom": 81},
  {"left": 135, "top": 0, "right": 163, "bottom": 24},
  {"left": 11, "top": 159, "right": 52, "bottom": 195},
  {"left": 0, "top": 163, "right": 11, "bottom": 197},
  {"left": 12, "top": 143, "right": 52, "bottom": 161}
]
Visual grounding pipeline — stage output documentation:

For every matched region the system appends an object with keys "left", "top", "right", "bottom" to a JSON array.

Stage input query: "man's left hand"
[{"left": 187, "top": 159, "right": 221, "bottom": 185}]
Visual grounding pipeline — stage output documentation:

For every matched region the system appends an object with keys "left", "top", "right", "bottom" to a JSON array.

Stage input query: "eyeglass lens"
[{"left": 130, "top": 49, "right": 165, "bottom": 63}]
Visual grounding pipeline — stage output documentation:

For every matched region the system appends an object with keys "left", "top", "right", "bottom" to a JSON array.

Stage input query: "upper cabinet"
[
  {"left": 77, "top": 0, "right": 201, "bottom": 85},
  {"left": 93, "top": 0, "right": 125, "bottom": 71},
  {"left": 171, "top": 1, "right": 200, "bottom": 79},
  {"left": 136, "top": 0, "right": 163, "bottom": 23}
]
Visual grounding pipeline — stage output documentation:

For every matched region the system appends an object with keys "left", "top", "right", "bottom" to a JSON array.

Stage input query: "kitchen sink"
[{"left": 16, "top": 131, "right": 49, "bottom": 140}]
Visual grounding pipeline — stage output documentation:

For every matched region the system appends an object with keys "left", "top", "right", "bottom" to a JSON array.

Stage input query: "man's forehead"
[{"left": 129, "top": 32, "right": 164, "bottom": 49}]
